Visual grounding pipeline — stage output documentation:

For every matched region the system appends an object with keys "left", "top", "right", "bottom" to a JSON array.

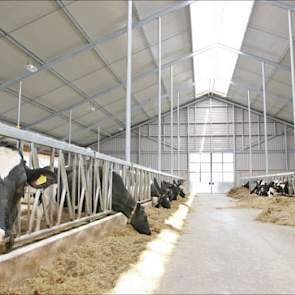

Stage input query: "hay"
[
  {"left": 227, "top": 186, "right": 295, "bottom": 226},
  {"left": 0, "top": 198, "right": 186, "bottom": 295}
]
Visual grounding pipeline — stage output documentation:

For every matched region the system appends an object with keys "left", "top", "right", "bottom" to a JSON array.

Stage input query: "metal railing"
[{"left": 0, "top": 122, "right": 182, "bottom": 248}]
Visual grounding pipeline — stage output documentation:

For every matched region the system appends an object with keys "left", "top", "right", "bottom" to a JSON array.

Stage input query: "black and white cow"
[
  {"left": 249, "top": 179, "right": 290, "bottom": 197},
  {"left": 151, "top": 178, "right": 171, "bottom": 209},
  {"left": 0, "top": 143, "right": 57, "bottom": 252},
  {"left": 111, "top": 171, "right": 151, "bottom": 235}
]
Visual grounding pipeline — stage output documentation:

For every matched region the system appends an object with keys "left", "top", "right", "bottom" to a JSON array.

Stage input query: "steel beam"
[
  {"left": 232, "top": 105, "right": 236, "bottom": 185},
  {"left": 218, "top": 43, "right": 290, "bottom": 72},
  {"left": 68, "top": 110, "right": 72, "bottom": 144},
  {"left": 170, "top": 65, "right": 174, "bottom": 174},
  {"left": 261, "top": 62, "right": 269, "bottom": 174},
  {"left": 158, "top": 16, "right": 162, "bottom": 171},
  {"left": 0, "top": 0, "right": 194, "bottom": 92},
  {"left": 133, "top": 3, "right": 170, "bottom": 109},
  {"left": 26, "top": 45, "right": 212, "bottom": 131},
  {"left": 247, "top": 90, "right": 253, "bottom": 176},
  {"left": 269, "top": 1, "right": 295, "bottom": 12},
  {"left": 125, "top": 0, "right": 133, "bottom": 162},
  {"left": 17, "top": 81, "right": 22, "bottom": 128},
  {"left": 56, "top": 0, "right": 151, "bottom": 120},
  {"left": 177, "top": 91, "right": 180, "bottom": 176},
  {"left": 97, "top": 127, "right": 100, "bottom": 152},
  {"left": 0, "top": 28, "right": 117, "bottom": 136},
  {"left": 284, "top": 125, "right": 289, "bottom": 171},
  {"left": 288, "top": 9, "right": 295, "bottom": 153}
]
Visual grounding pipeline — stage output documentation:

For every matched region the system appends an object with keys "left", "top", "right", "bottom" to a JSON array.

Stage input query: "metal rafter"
[
  {"left": 69, "top": 86, "right": 194, "bottom": 145},
  {"left": 0, "top": 0, "right": 195, "bottom": 93},
  {"left": 24, "top": 45, "right": 213, "bottom": 130},
  {"left": 0, "top": 28, "right": 120, "bottom": 135},
  {"left": 250, "top": 29, "right": 293, "bottom": 106},
  {"left": 56, "top": 0, "right": 152, "bottom": 120}
]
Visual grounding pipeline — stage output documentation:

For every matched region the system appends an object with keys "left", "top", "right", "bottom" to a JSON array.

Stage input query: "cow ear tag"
[{"left": 36, "top": 174, "right": 47, "bottom": 185}]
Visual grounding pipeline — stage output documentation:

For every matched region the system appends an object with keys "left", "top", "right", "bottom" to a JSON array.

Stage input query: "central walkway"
[{"left": 155, "top": 194, "right": 295, "bottom": 294}]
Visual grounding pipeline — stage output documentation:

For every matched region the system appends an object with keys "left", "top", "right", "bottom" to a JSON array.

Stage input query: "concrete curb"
[{"left": 0, "top": 212, "right": 127, "bottom": 286}]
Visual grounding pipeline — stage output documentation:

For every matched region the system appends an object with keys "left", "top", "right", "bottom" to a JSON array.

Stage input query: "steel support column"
[
  {"left": 257, "top": 115, "right": 261, "bottom": 149},
  {"left": 125, "top": 0, "right": 133, "bottom": 162},
  {"left": 170, "top": 65, "right": 174, "bottom": 174},
  {"left": 138, "top": 126, "right": 141, "bottom": 164},
  {"left": 288, "top": 10, "right": 295, "bottom": 152},
  {"left": 177, "top": 92, "right": 180, "bottom": 176},
  {"left": 17, "top": 81, "right": 22, "bottom": 129},
  {"left": 97, "top": 127, "right": 100, "bottom": 152},
  {"left": 68, "top": 110, "right": 72, "bottom": 145},
  {"left": 247, "top": 90, "right": 253, "bottom": 176},
  {"left": 158, "top": 16, "right": 162, "bottom": 171},
  {"left": 233, "top": 106, "right": 237, "bottom": 185},
  {"left": 261, "top": 62, "right": 269, "bottom": 174},
  {"left": 284, "top": 125, "right": 289, "bottom": 171}
]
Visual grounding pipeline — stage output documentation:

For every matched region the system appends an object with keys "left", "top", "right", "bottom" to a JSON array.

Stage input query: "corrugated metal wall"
[{"left": 100, "top": 96, "right": 295, "bottom": 185}]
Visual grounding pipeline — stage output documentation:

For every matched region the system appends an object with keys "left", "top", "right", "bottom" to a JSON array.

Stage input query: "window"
[{"left": 190, "top": 1, "right": 254, "bottom": 96}]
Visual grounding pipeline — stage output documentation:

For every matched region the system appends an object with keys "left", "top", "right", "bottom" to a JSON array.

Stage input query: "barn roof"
[{"left": 0, "top": 1, "right": 294, "bottom": 146}]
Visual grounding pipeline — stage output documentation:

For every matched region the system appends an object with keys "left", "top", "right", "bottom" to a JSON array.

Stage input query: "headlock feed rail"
[
  {"left": 0, "top": 122, "right": 182, "bottom": 250},
  {"left": 240, "top": 171, "right": 295, "bottom": 194}
]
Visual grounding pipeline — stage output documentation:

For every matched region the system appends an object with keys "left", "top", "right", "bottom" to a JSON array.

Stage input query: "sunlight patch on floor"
[{"left": 111, "top": 195, "right": 194, "bottom": 294}]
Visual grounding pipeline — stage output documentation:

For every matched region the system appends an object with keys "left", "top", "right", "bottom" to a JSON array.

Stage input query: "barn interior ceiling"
[{"left": 0, "top": 1, "right": 294, "bottom": 146}]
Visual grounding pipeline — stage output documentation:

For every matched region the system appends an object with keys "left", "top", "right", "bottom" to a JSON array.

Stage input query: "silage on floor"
[
  {"left": 227, "top": 186, "right": 295, "bottom": 226},
  {"left": 0, "top": 198, "right": 187, "bottom": 295}
]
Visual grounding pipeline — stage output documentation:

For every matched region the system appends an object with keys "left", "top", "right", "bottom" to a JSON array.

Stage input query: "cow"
[
  {"left": 111, "top": 171, "right": 151, "bottom": 235},
  {"left": 50, "top": 166, "right": 151, "bottom": 235},
  {"left": 250, "top": 179, "right": 290, "bottom": 197},
  {"left": 151, "top": 178, "right": 171, "bottom": 209},
  {"left": 0, "top": 143, "right": 57, "bottom": 252}
]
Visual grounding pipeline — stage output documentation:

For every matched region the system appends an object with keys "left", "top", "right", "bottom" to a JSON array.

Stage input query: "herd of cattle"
[
  {"left": 0, "top": 143, "right": 186, "bottom": 253},
  {"left": 243, "top": 179, "right": 292, "bottom": 197}
]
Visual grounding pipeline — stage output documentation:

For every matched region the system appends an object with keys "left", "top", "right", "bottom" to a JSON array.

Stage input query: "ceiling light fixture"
[{"left": 24, "top": 63, "right": 38, "bottom": 73}]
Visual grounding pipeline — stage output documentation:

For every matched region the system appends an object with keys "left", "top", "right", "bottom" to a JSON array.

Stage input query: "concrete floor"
[{"left": 155, "top": 194, "right": 295, "bottom": 294}]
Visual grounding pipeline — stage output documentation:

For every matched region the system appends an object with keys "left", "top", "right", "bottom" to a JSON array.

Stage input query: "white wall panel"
[{"left": 100, "top": 96, "right": 293, "bottom": 185}]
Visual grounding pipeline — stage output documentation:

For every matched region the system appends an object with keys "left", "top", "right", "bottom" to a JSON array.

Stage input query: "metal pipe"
[
  {"left": 97, "top": 127, "right": 100, "bottom": 152},
  {"left": 288, "top": 10, "right": 295, "bottom": 153},
  {"left": 68, "top": 110, "right": 72, "bottom": 144},
  {"left": 177, "top": 91, "right": 180, "bottom": 176},
  {"left": 261, "top": 62, "right": 269, "bottom": 173},
  {"left": 17, "top": 80, "right": 22, "bottom": 128},
  {"left": 284, "top": 125, "right": 289, "bottom": 171},
  {"left": 247, "top": 90, "right": 253, "bottom": 176},
  {"left": 233, "top": 106, "right": 236, "bottom": 185},
  {"left": 125, "top": 0, "right": 132, "bottom": 162},
  {"left": 257, "top": 114, "right": 261, "bottom": 150},
  {"left": 170, "top": 65, "right": 174, "bottom": 174},
  {"left": 138, "top": 126, "right": 141, "bottom": 164},
  {"left": 158, "top": 16, "right": 162, "bottom": 171}
]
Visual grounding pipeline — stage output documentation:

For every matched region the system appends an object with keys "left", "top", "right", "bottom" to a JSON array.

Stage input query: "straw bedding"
[
  {"left": 0, "top": 198, "right": 186, "bottom": 295},
  {"left": 227, "top": 186, "right": 295, "bottom": 226}
]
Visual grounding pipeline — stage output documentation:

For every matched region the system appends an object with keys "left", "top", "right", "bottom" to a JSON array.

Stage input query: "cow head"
[
  {"left": 0, "top": 144, "right": 57, "bottom": 252},
  {"left": 130, "top": 203, "right": 151, "bottom": 235}
]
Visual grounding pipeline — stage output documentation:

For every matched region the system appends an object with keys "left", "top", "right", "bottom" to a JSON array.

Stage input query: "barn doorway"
[{"left": 189, "top": 152, "right": 234, "bottom": 194}]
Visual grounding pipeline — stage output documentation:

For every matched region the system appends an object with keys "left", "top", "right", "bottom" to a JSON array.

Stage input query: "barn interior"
[{"left": 1, "top": 1, "right": 295, "bottom": 294}]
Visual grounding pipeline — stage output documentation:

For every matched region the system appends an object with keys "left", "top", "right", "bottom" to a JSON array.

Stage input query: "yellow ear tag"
[{"left": 36, "top": 174, "right": 47, "bottom": 185}]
